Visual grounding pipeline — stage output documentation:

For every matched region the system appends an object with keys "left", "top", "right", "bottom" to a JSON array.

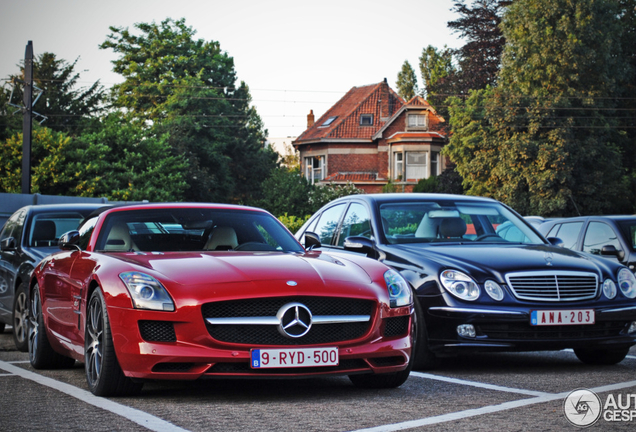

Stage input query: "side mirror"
[
  {"left": 304, "top": 231, "right": 321, "bottom": 250},
  {"left": 601, "top": 245, "right": 624, "bottom": 261},
  {"left": 0, "top": 237, "right": 17, "bottom": 252},
  {"left": 59, "top": 231, "right": 81, "bottom": 251},
  {"left": 344, "top": 236, "right": 375, "bottom": 255},
  {"left": 547, "top": 237, "right": 564, "bottom": 248}
]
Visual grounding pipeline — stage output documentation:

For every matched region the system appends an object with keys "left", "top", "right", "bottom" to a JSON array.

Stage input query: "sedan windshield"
[
  {"left": 95, "top": 208, "right": 304, "bottom": 253},
  {"left": 379, "top": 200, "right": 544, "bottom": 245}
]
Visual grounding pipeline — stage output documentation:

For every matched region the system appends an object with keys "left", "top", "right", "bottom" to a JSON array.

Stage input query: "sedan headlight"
[
  {"left": 440, "top": 270, "right": 480, "bottom": 301},
  {"left": 120, "top": 272, "right": 175, "bottom": 311},
  {"left": 618, "top": 268, "right": 636, "bottom": 299},
  {"left": 384, "top": 269, "right": 412, "bottom": 307},
  {"left": 484, "top": 280, "right": 504, "bottom": 301},
  {"left": 603, "top": 279, "right": 617, "bottom": 299}
]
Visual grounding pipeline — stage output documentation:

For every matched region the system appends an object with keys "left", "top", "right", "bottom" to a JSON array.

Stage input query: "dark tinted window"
[
  {"left": 554, "top": 222, "right": 583, "bottom": 249},
  {"left": 617, "top": 220, "right": 636, "bottom": 251},
  {"left": 337, "top": 203, "right": 371, "bottom": 246},
  {"left": 583, "top": 222, "right": 621, "bottom": 255},
  {"left": 312, "top": 204, "right": 346, "bottom": 245},
  {"left": 0, "top": 209, "right": 26, "bottom": 243}
]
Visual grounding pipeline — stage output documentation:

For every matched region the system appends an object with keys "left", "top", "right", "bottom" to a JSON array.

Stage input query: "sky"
[{"left": 0, "top": 0, "right": 463, "bottom": 138}]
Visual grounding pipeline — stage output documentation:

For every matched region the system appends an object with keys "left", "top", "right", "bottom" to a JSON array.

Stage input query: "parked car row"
[{"left": 1, "top": 195, "right": 635, "bottom": 398}]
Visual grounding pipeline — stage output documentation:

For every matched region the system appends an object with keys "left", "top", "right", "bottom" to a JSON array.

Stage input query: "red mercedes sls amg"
[{"left": 29, "top": 204, "right": 414, "bottom": 396}]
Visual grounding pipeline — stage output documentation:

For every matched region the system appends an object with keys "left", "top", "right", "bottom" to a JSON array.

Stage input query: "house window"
[
  {"left": 319, "top": 116, "right": 337, "bottom": 128},
  {"left": 304, "top": 155, "right": 325, "bottom": 184},
  {"left": 405, "top": 152, "right": 426, "bottom": 180},
  {"left": 407, "top": 114, "right": 428, "bottom": 129},
  {"left": 360, "top": 114, "right": 373, "bottom": 126},
  {"left": 431, "top": 151, "right": 439, "bottom": 176},
  {"left": 394, "top": 152, "right": 403, "bottom": 180}
]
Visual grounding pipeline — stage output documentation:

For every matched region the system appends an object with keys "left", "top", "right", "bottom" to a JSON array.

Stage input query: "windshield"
[
  {"left": 379, "top": 200, "right": 544, "bottom": 245},
  {"left": 95, "top": 208, "right": 304, "bottom": 253}
]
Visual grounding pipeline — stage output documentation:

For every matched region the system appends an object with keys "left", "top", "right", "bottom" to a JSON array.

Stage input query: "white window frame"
[
  {"left": 394, "top": 152, "right": 403, "bottom": 180},
  {"left": 407, "top": 113, "right": 428, "bottom": 130},
  {"left": 405, "top": 152, "right": 427, "bottom": 180},
  {"left": 304, "top": 155, "right": 326, "bottom": 184}
]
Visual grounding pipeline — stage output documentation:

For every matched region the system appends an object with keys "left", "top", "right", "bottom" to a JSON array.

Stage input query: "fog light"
[
  {"left": 628, "top": 321, "right": 636, "bottom": 334},
  {"left": 457, "top": 324, "right": 476, "bottom": 338}
]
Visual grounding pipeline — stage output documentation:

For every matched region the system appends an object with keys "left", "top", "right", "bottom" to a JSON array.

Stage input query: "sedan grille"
[
  {"left": 202, "top": 297, "right": 375, "bottom": 346},
  {"left": 506, "top": 271, "right": 598, "bottom": 302}
]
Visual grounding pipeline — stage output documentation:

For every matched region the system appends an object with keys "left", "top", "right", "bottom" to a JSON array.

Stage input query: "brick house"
[{"left": 292, "top": 79, "right": 448, "bottom": 193}]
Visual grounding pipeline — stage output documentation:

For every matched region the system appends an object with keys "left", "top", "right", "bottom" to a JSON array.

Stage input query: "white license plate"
[
  {"left": 250, "top": 347, "right": 339, "bottom": 369},
  {"left": 530, "top": 309, "right": 595, "bottom": 326}
]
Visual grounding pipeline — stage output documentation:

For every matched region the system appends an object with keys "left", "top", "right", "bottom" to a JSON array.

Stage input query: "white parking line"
[
  {"left": 0, "top": 360, "right": 190, "bottom": 432},
  {"left": 411, "top": 372, "right": 548, "bottom": 397},
  {"left": 351, "top": 376, "right": 636, "bottom": 432}
]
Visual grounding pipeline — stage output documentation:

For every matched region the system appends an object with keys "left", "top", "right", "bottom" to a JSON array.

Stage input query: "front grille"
[
  {"left": 138, "top": 320, "right": 176, "bottom": 342},
  {"left": 384, "top": 316, "right": 410, "bottom": 338},
  {"left": 202, "top": 297, "right": 375, "bottom": 345},
  {"left": 478, "top": 321, "right": 629, "bottom": 340},
  {"left": 506, "top": 271, "right": 598, "bottom": 301},
  {"left": 205, "top": 359, "right": 369, "bottom": 375}
]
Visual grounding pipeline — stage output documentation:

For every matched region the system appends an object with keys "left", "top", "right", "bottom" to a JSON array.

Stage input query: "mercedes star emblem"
[{"left": 276, "top": 302, "right": 312, "bottom": 338}]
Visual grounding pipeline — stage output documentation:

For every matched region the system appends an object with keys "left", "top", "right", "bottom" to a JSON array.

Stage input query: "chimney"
[
  {"left": 380, "top": 78, "right": 390, "bottom": 120},
  {"left": 307, "top": 110, "right": 315, "bottom": 128}
]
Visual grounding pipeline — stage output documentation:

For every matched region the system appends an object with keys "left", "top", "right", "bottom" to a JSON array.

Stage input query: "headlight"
[
  {"left": 603, "top": 279, "right": 617, "bottom": 299},
  {"left": 384, "top": 269, "right": 412, "bottom": 307},
  {"left": 484, "top": 280, "right": 504, "bottom": 301},
  {"left": 618, "top": 268, "right": 636, "bottom": 299},
  {"left": 120, "top": 272, "right": 175, "bottom": 311},
  {"left": 440, "top": 270, "right": 480, "bottom": 301}
]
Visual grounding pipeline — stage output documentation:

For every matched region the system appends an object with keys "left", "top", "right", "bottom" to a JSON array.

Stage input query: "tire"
[
  {"left": 574, "top": 347, "right": 630, "bottom": 365},
  {"left": 411, "top": 296, "right": 439, "bottom": 370},
  {"left": 13, "top": 282, "right": 29, "bottom": 352},
  {"left": 28, "top": 283, "right": 76, "bottom": 369},
  {"left": 85, "top": 289, "right": 143, "bottom": 397}
]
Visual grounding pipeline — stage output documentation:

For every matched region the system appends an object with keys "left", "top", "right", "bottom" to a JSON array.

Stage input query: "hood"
[
  {"left": 109, "top": 251, "right": 373, "bottom": 287},
  {"left": 387, "top": 243, "right": 616, "bottom": 281}
]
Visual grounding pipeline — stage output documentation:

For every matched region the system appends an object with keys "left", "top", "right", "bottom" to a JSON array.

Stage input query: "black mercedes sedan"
[
  {"left": 295, "top": 194, "right": 636, "bottom": 368},
  {"left": 0, "top": 203, "right": 108, "bottom": 350}
]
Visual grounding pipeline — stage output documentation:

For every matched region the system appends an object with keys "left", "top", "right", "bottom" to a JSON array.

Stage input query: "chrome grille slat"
[{"left": 506, "top": 271, "right": 598, "bottom": 302}]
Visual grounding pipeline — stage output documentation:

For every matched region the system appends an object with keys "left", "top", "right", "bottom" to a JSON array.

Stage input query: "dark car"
[
  {"left": 537, "top": 216, "right": 636, "bottom": 276},
  {"left": 0, "top": 204, "right": 108, "bottom": 350},
  {"left": 296, "top": 194, "right": 636, "bottom": 368}
]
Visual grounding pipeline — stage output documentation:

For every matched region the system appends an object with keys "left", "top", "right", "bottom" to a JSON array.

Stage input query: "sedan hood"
[
  {"left": 388, "top": 243, "right": 611, "bottom": 280},
  {"left": 110, "top": 251, "right": 373, "bottom": 287}
]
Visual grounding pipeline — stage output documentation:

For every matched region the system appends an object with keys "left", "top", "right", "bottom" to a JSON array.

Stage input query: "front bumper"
[
  {"left": 106, "top": 304, "right": 413, "bottom": 381},
  {"left": 425, "top": 304, "right": 636, "bottom": 354}
]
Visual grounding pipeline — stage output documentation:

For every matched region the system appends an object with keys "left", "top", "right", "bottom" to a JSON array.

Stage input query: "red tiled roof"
[{"left": 294, "top": 81, "right": 405, "bottom": 143}]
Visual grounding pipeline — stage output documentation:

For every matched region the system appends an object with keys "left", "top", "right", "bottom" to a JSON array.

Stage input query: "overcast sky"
[{"left": 0, "top": 0, "right": 463, "bottom": 138}]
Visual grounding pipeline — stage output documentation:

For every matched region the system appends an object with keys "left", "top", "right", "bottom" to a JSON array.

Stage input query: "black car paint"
[{"left": 296, "top": 194, "right": 636, "bottom": 363}]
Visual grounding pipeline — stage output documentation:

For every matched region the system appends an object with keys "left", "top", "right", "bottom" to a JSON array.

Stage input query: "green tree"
[
  {"left": 101, "top": 18, "right": 276, "bottom": 203},
  {"left": 396, "top": 60, "right": 418, "bottom": 101},
  {"left": 445, "top": 0, "right": 632, "bottom": 216},
  {"left": 71, "top": 112, "right": 188, "bottom": 201},
  {"left": 419, "top": 45, "right": 457, "bottom": 120},
  {"left": 257, "top": 167, "right": 313, "bottom": 217},
  {"left": 8, "top": 52, "right": 104, "bottom": 134}
]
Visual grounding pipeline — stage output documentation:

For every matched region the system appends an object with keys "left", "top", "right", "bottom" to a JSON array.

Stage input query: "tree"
[
  {"left": 448, "top": 0, "right": 506, "bottom": 93},
  {"left": 396, "top": 61, "right": 418, "bottom": 101},
  {"left": 257, "top": 167, "right": 313, "bottom": 217},
  {"left": 8, "top": 53, "right": 104, "bottom": 134},
  {"left": 418, "top": 45, "right": 457, "bottom": 120},
  {"left": 101, "top": 18, "right": 277, "bottom": 203},
  {"left": 445, "top": 0, "right": 632, "bottom": 216}
]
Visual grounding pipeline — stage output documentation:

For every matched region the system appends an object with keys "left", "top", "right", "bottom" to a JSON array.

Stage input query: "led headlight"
[
  {"left": 618, "top": 268, "right": 636, "bottom": 299},
  {"left": 602, "top": 279, "right": 617, "bottom": 299},
  {"left": 384, "top": 269, "right": 412, "bottom": 308},
  {"left": 440, "top": 270, "right": 480, "bottom": 301},
  {"left": 120, "top": 272, "right": 175, "bottom": 311},
  {"left": 484, "top": 280, "right": 504, "bottom": 301}
]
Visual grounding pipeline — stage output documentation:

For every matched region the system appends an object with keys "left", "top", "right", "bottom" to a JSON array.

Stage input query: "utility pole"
[{"left": 21, "top": 41, "right": 33, "bottom": 194}]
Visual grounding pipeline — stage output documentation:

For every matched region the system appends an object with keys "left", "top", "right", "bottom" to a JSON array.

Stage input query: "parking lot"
[{"left": 2, "top": 327, "right": 636, "bottom": 431}]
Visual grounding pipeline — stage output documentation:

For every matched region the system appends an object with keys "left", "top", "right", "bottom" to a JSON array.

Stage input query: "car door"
[{"left": 0, "top": 209, "right": 27, "bottom": 323}]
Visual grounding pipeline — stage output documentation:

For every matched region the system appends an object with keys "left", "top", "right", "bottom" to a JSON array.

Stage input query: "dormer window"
[
  {"left": 360, "top": 114, "right": 373, "bottom": 126},
  {"left": 319, "top": 116, "right": 338, "bottom": 128},
  {"left": 407, "top": 113, "right": 428, "bottom": 130}
]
